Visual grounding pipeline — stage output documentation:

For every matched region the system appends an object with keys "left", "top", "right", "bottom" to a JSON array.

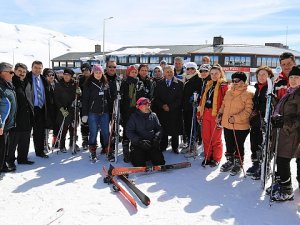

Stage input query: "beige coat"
[{"left": 219, "top": 84, "right": 254, "bottom": 130}]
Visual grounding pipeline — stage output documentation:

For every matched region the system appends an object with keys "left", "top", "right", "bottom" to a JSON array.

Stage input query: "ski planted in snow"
[
  {"left": 260, "top": 77, "right": 274, "bottom": 189},
  {"left": 109, "top": 164, "right": 150, "bottom": 206},
  {"left": 103, "top": 166, "right": 137, "bottom": 209},
  {"left": 109, "top": 162, "right": 191, "bottom": 176}
]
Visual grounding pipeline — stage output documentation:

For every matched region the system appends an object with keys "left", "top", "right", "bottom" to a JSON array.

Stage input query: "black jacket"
[
  {"left": 153, "top": 77, "right": 183, "bottom": 136},
  {"left": 54, "top": 79, "right": 76, "bottom": 126},
  {"left": 82, "top": 76, "right": 110, "bottom": 116},
  {"left": 250, "top": 82, "right": 268, "bottom": 127},
  {"left": 120, "top": 76, "right": 146, "bottom": 125},
  {"left": 126, "top": 109, "right": 162, "bottom": 145},
  {"left": 11, "top": 75, "right": 34, "bottom": 131},
  {"left": 183, "top": 74, "right": 203, "bottom": 112},
  {"left": 137, "top": 75, "right": 152, "bottom": 99}
]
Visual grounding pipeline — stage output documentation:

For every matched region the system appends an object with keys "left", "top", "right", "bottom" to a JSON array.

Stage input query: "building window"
[
  {"left": 60, "top": 61, "right": 66, "bottom": 67},
  {"left": 194, "top": 55, "right": 202, "bottom": 65},
  {"left": 128, "top": 56, "right": 137, "bottom": 64},
  {"left": 140, "top": 56, "right": 148, "bottom": 64},
  {"left": 224, "top": 56, "right": 230, "bottom": 65},
  {"left": 271, "top": 58, "right": 277, "bottom": 68},
  {"left": 211, "top": 55, "right": 219, "bottom": 65},
  {"left": 296, "top": 58, "right": 300, "bottom": 65},
  {"left": 150, "top": 56, "right": 159, "bottom": 64},
  {"left": 66, "top": 61, "right": 74, "bottom": 68},
  {"left": 261, "top": 57, "right": 267, "bottom": 66},
  {"left": 53, "top": 61, "right": 59, "bottom": 67},
  {"left": 257, "top": 57, "right": 262, "bottom": 67},
  {"left": 74, "top": 61, "right": 81, "bottom": 68},
  {"left": 162, "top": 56, "right": 172, "bottom": 64},
  {"left": 245, "top": 57, "right": 251, "bottom": 66},
  {"left": 118, "top": 56, "right": 127, "bottom": 64}
]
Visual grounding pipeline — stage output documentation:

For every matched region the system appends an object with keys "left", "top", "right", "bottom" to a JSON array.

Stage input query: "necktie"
[{"left": 36, "top": 77, "right": 43, "bottom": 108}]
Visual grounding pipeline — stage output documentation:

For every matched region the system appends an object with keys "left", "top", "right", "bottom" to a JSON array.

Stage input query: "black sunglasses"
[
  {"left": 200, "top": 70, "right": 208, "bottom": 73},
  {"left": 108, "top": 66, "right": 116, "bottom": 69},
  {"left": 186, "top": 68, "right": 195, "bottom": 71},
  {"left": 232, "top": 78, "right": 241, "bottom": 83}
]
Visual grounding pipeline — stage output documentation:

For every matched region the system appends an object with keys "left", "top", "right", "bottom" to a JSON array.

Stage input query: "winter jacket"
[
  {"left": 198, "top": 79, "right": 228, "bottom": 119},
  {"left": 46, "top": 80, "right": 58, "bottom": 130},
  {"left": 82, "top": 76, "right": 110, "bottom": 116},
  {"left": 274, "top": 72, "right": 288, "bottom": 100},
  {"left": 137, "top": 74, "right": 152, "bottom": 99},
  {"left": 276, "top": 87, "right": 300, "bottom": 158},
  {"left": 11, "top": 75, "right": 34, "bottom": 131},
  {"left": 0, "top": 77, "right": 17, "bottom": 131},
  {"left": 54, "top": 79, "right": 76, "bottom": 126},
  {"left": 126, "top": 109, "right": 162, "bottom": 145},
  {"left": 153, "top": 77, "right": 183, "bottom": 136},
  {"left": 183, "top": 73, "right": 204, "bottom": 112},
  {"left": 219, "top": 83, "right": 254, "bottom": 130},
  {"left": 26, "top": 71, "right": 51, "bottom": 127},
  {"left": 105, "top": 73, "right": 121, "bottom": 115},
  {"left": 249, "top": 82, "right": 268, "bottom": 128},
  {"left": 120, "top": 76, "right": 146, "bottom": 126}
]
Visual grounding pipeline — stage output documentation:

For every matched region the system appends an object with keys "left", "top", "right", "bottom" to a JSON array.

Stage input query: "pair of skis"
[{"left": 102, "top": 161, "right": 191, "bottom": 209}]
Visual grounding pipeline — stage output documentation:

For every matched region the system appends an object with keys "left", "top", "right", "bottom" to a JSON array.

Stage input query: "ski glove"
[
  {"left": 60, "top": 107, "right": 69, "bottom": 117},
  {"left": 271, "top": 115, "right": 284, "bottom": 128},
  {"left": 139, "top": 140, "right": 152, "bottom": 150},
  {"left": 82, "top": 116, "right": 88, "bottom": 123}
]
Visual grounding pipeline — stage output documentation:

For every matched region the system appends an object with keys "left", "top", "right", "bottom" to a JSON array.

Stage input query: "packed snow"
[{"left": 1, "top": 132, "right": 299, "bottom": 225}]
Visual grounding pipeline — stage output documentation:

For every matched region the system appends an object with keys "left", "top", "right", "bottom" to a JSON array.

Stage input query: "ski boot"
[
  {"left": 89, "top": 145, "right": 97, "bottom": 162},
  {"left": 271, "top": 178, "right": 294, "bottom": 201},
  {"left": 230, "top": 158, "right": 242, "bottom": 176},
  {"left": 220, "top": 156, "right": 234, "bottom": 172},
  {"left": 82, "top": 136, "right": 88, "bottom": 150},
  {"left": 122, "top": 140, "right": 130, "bottom": 163},
  {"left": 246, "top": 160, "right": 259, "bottom": 176}
]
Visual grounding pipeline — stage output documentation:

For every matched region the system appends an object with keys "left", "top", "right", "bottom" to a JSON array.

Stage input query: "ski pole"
[
  {"left": 232, "top": 124, "right": 247, "bottom": 177},
  {"left": 52, "top": 117, "right": 65, "bottom": 154}
]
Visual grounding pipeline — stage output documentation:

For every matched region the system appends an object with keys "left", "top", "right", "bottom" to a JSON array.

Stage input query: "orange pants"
[{"left": 202, "top": 108, "right": 223, "bottom": 162}]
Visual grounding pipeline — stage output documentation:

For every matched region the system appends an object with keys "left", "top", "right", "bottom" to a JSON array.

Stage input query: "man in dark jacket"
[
  {"left": 54, "top": 68, "right": 78, "bottom": 152},
  {"left": 126, "top": 97, "right": 165, "bottom": 167},
  {"left": 27, "top": 61, "right": 50, "bottom": 158},
  {"left": 0, "top": 62, "right": 17, "bottom": 174},
  {"left": 153, "top": 65, "right": 183, "bottom": 153},
  {"left": 7, "top": 63, "right": 34, "bottom": 169}
]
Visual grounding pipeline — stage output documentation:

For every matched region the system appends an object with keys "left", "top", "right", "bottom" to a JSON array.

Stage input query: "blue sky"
[{"left": 2, "top": 0, "right": 300, "bottom": 51}]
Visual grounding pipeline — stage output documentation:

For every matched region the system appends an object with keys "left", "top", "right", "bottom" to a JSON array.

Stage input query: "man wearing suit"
[{"left": 27, "top": 61, "right": 49, "bottom": 158}]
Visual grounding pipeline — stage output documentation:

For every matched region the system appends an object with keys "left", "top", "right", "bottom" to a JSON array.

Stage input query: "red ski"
[
  {"left": 109, "top": 162, "right": 191, "bottom": 176},
  {"left": 103, "top": 166, "right": 137, "bottom": 209}
]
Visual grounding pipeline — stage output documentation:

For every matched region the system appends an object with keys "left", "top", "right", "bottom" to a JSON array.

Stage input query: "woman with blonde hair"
[{"left": 197, "top": 64, "right": 228, "bottom": 166}]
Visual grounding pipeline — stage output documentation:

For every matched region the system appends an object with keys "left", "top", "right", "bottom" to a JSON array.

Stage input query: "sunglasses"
[
  {"left": 2, "top": 70, "right": 14, "bottom": 74},
  {"left": 47, "top": 73, "right": 54, "bottom": 77},
  {"left": 108, "top": 66, "right": 116, "bottom": 69},
  {"left": 232, "top": 78, "right": 241, "bottom": 83},
  {"left": 186, "top": 68, "right": 196, "bottom": 71},
  {"left": 200, "top": 70, "right": 208, "bottom": 73}
]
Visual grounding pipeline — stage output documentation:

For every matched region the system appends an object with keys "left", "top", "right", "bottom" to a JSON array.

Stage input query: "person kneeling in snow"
[{"left": 126, "top": 97, "right": 165, "bottom": 167}]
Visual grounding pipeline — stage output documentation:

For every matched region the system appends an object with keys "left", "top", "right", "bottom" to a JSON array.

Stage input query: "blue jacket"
[{"left": 0, "top": 78, "right": 17, "bottom": 131}]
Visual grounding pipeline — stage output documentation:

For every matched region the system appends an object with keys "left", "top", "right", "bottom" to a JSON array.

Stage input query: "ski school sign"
[{"left": 222, "top": 67, "right": 251, "bottom": 72}]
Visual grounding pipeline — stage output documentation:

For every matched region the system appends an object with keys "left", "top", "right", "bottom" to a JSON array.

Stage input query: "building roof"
[
  {"left": 52, "top": 52, "right": 105, "bottom": 61},
  {"left": 108, "top": 45, "right": 206, "bottom": 56},
  {"left": 190, "top": 44, "right": 300, "bottom": 56}
]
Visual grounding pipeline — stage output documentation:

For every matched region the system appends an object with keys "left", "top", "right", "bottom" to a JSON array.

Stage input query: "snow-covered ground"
[{"left": 0, "top": 132, "right": 299, "bottom": 225}]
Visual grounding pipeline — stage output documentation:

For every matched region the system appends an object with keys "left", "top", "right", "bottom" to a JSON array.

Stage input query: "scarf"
[{"left": 199, "top": 79, "right": 224, "bottom": 116}]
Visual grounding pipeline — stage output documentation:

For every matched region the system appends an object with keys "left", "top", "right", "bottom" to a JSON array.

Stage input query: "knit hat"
[
  {"left": 126, "top": 65, "right": 138, "bottom": 77},
  {"left": 63, "top": 68, "right": 75, "bottom": 76},
  {"left": 288, "top": 65, "right": 300, "bottom": 77},
  {"left": 91, "top": 64, "right": 103, "bottom": 74},
  {"left": 136, "top": 97, "right": 151, "bottom": 110},
  {"left": 199, "top": 64, "right": 211, "bottom": 71},
  {"left": 231, "top": 71, "right": 247, "bottom": 82},
  {"left": 81, "top": 63, "right": 91, "bottom": 72},
  {"left": 185, "top": 62, "right": 197, "bottom": 70}
]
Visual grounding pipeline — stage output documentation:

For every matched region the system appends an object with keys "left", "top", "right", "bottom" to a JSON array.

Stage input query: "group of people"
[{"left": 0, "top": 52, "right": 299, "bottom": 203}]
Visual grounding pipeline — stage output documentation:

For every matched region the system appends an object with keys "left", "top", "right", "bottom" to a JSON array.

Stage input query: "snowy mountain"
[
  {"left": 0, "top": 132, "right": 299, "bottom": 225},
  {"left": 0, "top": 22, "right": 119, "bottom": 69}
]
